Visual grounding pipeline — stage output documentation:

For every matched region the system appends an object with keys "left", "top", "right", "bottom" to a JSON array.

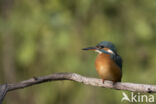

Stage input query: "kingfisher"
[{"left": 82, "top": 41, "right": 123, "bottom": 83}]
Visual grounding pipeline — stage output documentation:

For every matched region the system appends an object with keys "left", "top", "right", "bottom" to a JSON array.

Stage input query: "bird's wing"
[{"left": 111, "top": 54, "right": 123, "bottom": 69}]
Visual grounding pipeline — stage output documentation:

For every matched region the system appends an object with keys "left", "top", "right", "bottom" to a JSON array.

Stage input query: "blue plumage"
[
  {"left": 82, "top": 41, "right": 123, "bottom": 82},
  {"left": 96, "top": 41, "right": 117, "bottom": 52},
  {"left": 96, "top": 41, "right": 123, "bottom": 69},
  {"left": 111, "top": 54, "right": 123, "bottom": 69}
]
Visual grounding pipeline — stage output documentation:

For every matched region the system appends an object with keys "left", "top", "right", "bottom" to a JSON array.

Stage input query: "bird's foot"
[
  {"left": 102, "top": 79, "right": 105, "bottom": 84},
  {"left": 112, "top": 81, "right": 117, "bottom": 85}
]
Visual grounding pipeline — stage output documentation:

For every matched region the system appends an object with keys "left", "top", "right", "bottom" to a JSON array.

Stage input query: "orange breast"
[{"left": 95, "top": 53, "right": 122, "bottom": 82}]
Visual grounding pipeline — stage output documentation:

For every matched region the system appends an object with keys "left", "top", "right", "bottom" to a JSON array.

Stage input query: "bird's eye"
[{"left": 96, "top": 46, "right": 104, "bottom": 49}]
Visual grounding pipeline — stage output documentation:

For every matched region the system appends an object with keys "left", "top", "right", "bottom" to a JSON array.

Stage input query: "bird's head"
[{"left": 82, "top": 41, "right": 117, "bottom": 54}]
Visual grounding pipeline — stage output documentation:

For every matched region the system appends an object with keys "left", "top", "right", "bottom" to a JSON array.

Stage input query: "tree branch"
[
  {"left": 0, "top": 84, "right": 8, "bottom": 104},
  {"left": 0, "top": 72, "right": 156, "bottom": 103}
]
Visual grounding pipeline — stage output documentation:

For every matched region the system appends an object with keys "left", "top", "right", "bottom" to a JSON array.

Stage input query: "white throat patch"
[
  {"left": 95, "top": 50, "right": 102, "bottom": 54},
  {"left": 95, "top": 49, "right": 114, "bottom": 54}
]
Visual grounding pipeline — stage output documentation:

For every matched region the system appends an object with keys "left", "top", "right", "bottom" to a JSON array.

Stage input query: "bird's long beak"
[{"left": 82, "top": 47, "right": 97, "bottom": 51}]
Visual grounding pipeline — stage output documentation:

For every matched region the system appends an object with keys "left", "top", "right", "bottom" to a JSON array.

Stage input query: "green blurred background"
[{"left": 0, "top": 0, "right": 156, "bottom": 104}]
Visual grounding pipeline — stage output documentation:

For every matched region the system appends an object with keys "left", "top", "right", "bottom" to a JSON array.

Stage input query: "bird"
[{"left": 82, "top": 41, "right": 123, "bottom": 83}]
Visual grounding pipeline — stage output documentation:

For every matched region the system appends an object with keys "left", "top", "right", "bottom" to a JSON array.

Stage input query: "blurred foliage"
[{"left": 0, "top": 0, "right": 156, "bottom": 104}]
